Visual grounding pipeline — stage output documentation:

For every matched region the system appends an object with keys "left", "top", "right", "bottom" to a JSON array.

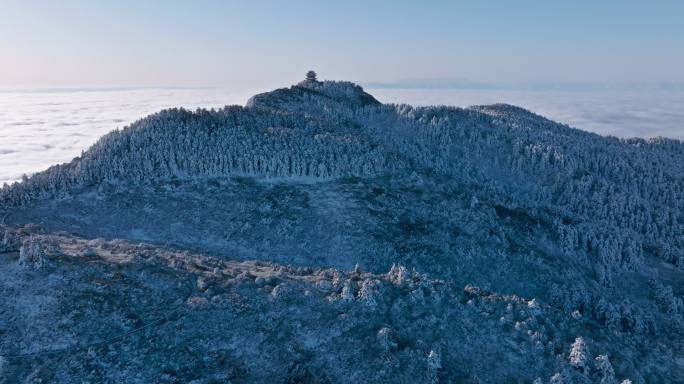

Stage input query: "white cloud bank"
[{"left": 1, "top": 87, "right": 682, "bottom": 185}]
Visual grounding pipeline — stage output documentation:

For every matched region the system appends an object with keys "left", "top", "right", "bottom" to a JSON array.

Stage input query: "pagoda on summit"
[{"left": 305, "top": 70, "right": 318, "bottom": 83}]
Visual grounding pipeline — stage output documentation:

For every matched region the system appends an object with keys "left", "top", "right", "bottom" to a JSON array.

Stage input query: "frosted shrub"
[
  {"left": 527, "top": 299, "right": 542, "bottom": 317},
  {"left": 652, "top": 282, "right": 684, "bottom": 318},
  {"left": 357, "top": 279, "right": 380, "bottom": 307},
  {"left": 18, "top": 237, "right": 44, "bottom": 269},
  {"left": 550, "top": 372, "right": 567, "bottom": 384},
  {"left": 376, "top": 327, "right": 397, "bottom": 352},
  {"left": 388, "top": 263, "right": 409, "bottom": 286},
  {"left": 340, "top": 281, "right": 355, "bottom": 302},
  {"left": 0, "top": 229, "right": 19, "bottom": 252}
]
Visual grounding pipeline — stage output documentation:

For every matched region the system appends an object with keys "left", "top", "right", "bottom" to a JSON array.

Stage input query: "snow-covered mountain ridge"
[{"left": 0, "top": 78, "right": 682, "bottom": 383}]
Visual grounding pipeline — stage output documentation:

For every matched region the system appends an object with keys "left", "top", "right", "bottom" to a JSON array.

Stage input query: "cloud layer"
[{"left": 1, "top": 87, "right": 682, "bottom": 185}]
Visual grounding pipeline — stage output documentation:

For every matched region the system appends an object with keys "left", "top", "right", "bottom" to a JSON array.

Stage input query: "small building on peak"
[{"left": 305, "top": 70, "right": 318, "bottom": 82}]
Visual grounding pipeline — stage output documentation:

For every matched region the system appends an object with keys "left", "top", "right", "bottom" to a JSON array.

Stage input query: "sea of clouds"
[{"left": 1, "top": 87, "right": 683, "bottom": 184}]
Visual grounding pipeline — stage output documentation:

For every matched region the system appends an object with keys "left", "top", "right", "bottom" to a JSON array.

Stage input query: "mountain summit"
[
  {"left": 247, "top": 76, "right": 381, "bottom": 111},
  {"left": 1, "top": 77, "right": 683, "bottom": 383}
]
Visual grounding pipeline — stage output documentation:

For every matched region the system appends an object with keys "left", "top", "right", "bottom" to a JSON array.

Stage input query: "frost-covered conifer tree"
[
  {"left": 569, "top": 337, "right": 590, "bottom": 374},
  {"left": 427, "top": 350, "right": 441, "bottom": 383},
  {"left": 594, "top": 355, "right": 616, "bottom": 384}
]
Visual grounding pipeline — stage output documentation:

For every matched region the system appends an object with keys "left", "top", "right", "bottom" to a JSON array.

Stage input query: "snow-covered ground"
[
  {"left": 1, "top": 80, "right": 682, "bottom": 382},
  {"left": 1, "top": 86, "right": 683, "bottom": 185}
]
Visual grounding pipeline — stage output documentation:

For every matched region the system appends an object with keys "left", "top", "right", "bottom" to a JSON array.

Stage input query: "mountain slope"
[{"left": 1, "top": 79, "right": 682, "bottom": 383}]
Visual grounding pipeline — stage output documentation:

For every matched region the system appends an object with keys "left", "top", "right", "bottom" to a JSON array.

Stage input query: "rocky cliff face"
[{"left": 0, "top": 80, "right": 682, "bottom": 383}]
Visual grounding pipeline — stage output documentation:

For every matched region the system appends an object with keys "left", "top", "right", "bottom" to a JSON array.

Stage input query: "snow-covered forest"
[{"left": 0, "top": 79, "right": 682, "bottom": 383}]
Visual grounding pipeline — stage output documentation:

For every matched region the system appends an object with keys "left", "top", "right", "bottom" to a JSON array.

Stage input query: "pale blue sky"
[{"left": 1, "top": 0, "right": 683, "bottom": 89}]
